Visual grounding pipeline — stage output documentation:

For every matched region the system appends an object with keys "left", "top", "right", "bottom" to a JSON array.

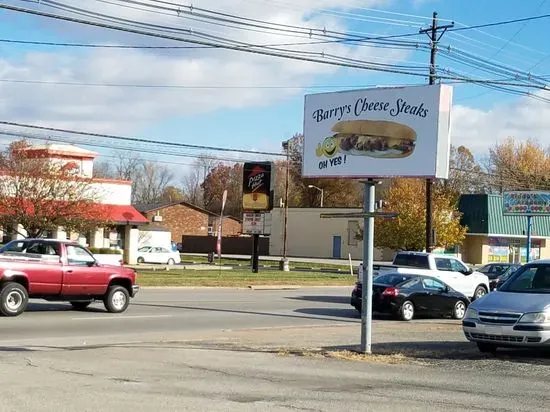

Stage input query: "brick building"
[{"left": 135, "top": 201, "right": 241, "bottom": 243}]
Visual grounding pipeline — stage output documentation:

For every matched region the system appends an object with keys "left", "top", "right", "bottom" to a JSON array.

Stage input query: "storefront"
[{"left": 459, "top": 194, "right": 550, "bottom": 264}]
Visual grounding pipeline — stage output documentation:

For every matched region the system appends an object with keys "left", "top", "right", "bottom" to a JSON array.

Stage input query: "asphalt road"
[
  {"left": 1, "top": 287, "right": 550, "bottom": 411},
  {"left": 0, "top": 287, "right": 360, "bottom": 347}
]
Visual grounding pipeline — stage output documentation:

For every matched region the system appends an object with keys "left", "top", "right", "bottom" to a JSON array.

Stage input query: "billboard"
[
  {"left": 242, "top": 162, "right": 274, "bottom": 212},
  {"left": 503, "top": 191, "right": 550, "bottom": 215},
  {"left": 302, "top": 84, "right": 453, "bottom": 179}
]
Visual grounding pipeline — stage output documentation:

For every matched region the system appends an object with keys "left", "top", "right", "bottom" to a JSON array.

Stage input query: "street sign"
[{"left": 242, "top": 212, "right": 272, "bottom": 235}]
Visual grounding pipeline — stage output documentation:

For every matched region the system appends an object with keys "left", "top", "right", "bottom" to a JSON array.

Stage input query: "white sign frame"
[
  {"left": 302, "top": 84, "right": 453, "bottom": 179},
  {"left": 242, "top": 212, "right": 272, "bottom": 235}
]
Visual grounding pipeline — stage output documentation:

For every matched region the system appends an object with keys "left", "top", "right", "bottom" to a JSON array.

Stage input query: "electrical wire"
[
  {"left": 0, "top": 120, "right": 286, "bottom": 157},
  {"left": 0, "top": 78, "right": 417, "bottom": 90},
  {"left": 0, "top": 3, "right": 438, "bottom": 79}
]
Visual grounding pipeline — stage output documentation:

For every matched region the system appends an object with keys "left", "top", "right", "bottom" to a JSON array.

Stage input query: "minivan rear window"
[{"left": 393, "top": 254, "right": 430, "bottom": 268}]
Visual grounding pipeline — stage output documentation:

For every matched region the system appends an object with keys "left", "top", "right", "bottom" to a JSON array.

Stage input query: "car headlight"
[
  {"left": 465, "top": 308, "right": 478, "bottom": 320},
  {"left": 518, "top": 311, "right": 550, "bottom": 324}
]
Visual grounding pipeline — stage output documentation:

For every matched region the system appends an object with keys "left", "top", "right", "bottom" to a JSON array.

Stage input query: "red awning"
[{"left": 95, "top": 204, "right": 149, "bottom": 224}]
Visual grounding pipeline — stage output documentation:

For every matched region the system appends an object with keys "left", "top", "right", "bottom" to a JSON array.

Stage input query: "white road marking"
[{"left": 72, "top": 314, "right": 173, "bottom": 321}]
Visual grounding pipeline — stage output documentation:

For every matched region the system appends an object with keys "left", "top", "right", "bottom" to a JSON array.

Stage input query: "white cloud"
[
  {"left": 451, "top": 91, "right": 550, "bottom": 154},
  {"left": 0, "top": 0, "right": 407, "bottom": 135}
]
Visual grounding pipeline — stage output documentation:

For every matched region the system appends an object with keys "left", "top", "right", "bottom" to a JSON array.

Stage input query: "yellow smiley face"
[{"left": 322, "top": 137, "right": 338, "bottom": 157}]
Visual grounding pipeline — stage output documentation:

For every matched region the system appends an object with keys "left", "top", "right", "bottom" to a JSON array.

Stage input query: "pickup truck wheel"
[
  {"left": 473, "top": 285, "right": 487, "bottom": 301},
  {"left": 70, "top": 301, "right": 92, "bottom": 310},
  {"left": 399, "top": 300, "right": 415, "bottom": 321},
  {"left": 103, "top": 285, "right": 130, "bottom": 313},
  {"left": 0, "top": 282, "right": 29, "bottom": 317}
]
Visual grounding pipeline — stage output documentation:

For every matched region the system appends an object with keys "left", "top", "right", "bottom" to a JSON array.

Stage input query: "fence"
[{"left": 180, "top": 235, "right": 270, "bottom": 255}]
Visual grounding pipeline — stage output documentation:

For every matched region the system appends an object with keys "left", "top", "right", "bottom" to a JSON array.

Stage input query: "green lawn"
[
  {"left": 136, "top": 269, "right": 356, "bottom": 287},
  {"left": 179, "top": 254, "right": 352, "bottom": 272}
]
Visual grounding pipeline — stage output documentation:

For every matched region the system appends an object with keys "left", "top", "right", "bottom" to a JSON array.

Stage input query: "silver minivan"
[{"left": 462, "top": 260, "right": 550, "bottom": 353}]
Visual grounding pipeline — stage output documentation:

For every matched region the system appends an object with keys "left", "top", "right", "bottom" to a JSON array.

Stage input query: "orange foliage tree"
[
  {"left": 356, "top": 178, "right": 467, "bottom": 251},
  {"left": 0, "top": 140, "right": 108, "bottom": 238}
]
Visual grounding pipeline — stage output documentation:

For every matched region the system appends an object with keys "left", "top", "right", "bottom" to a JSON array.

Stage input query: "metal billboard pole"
[{"left": 321, "top": 193, "right": 395, "bottom": 355}]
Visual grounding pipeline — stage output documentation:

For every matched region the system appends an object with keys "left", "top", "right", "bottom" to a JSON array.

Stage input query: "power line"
[
  {"left": 0, "top": 120, "right": 285, "bottom": 157},
  {"left": 0, "top": 3, "right": 438, "bottom": 79},
  {"left": 450, "top": 13, "right": 550, "bottom": 32},
  {"left": 42, "top": 0, "right": 425, "bottom": 48},
  {"left": 0, "top": 78, "right": 396, "bottom": 89}
]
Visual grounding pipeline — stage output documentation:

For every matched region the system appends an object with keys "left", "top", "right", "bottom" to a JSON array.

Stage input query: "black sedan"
[
  {"left": 478, "top": 263, "right": 521, "bottom": 290},
  {"left": 350, "top": 273, "right": 470, "bottom": 321}
]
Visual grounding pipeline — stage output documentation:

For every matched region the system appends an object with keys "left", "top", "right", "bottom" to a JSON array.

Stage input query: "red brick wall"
[
  {"left": 142, "top": 204, "right": 210, "bottom": 242},
  {"left": 210, "top": 216, "right": 242, "bottom": 236}
]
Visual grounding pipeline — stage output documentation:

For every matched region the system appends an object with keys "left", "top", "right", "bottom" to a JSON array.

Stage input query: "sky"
[{"left": 0, "top": 0, "right": 549, "bottom": 179}]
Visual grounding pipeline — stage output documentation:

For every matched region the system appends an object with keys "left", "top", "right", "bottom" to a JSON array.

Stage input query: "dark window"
[
  {"left": 501, "top": 265, "right": 550, "bottom": 293},
  {"left": 422, "top": 278, "right": 447, "bottom": 291},
  {"left": 375, "top": 273, "right": 414, "bottom": 286},
  {"left": 393, "top": 254, "right": 430, "bottom": 268},
  {"left": 435, "top": 258, "right": 452, "bottom": 271},
  {"left": 398, "top": 278, "right": 423, "bottom": 290},
  {"left": 66, "top": 245, "right": 96, "bottom": 266}
]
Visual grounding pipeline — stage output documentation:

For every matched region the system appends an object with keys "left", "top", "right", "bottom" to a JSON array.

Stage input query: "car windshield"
[
  {"left": 374, "top": 273, "right": 414, "bottom": 286},
  {"left": 500, "top": 264, "right": 550, "bottom": 293}
]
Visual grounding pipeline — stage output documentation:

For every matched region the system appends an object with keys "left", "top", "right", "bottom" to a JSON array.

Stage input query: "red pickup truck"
[{"left": 0, "top": 238, "right": 139, "bottom": 317}]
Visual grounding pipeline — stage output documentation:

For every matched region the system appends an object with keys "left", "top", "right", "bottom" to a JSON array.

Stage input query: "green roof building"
[{"left": 459, "top": 194, "right": 550, "bottom": 264}]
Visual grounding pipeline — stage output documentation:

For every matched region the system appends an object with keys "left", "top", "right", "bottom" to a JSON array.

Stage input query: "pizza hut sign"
[{"left": 242, "top": 162, "right": 274, "bottom": 212}]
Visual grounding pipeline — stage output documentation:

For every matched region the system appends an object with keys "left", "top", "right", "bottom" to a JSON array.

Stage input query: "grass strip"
[{"left": 136, "top": 269, "right": 356, "bottom": 287}]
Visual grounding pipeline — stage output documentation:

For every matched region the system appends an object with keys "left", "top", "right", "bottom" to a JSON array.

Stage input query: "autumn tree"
[
  {"left": 485, "top": 138, "right": 550, "bottom": 193},
  {"left": 278, "top": 134, "right": 362, "bottom": 207},
  {"left": 181, "top": 155, "right": 217, "bottom": 207},
  {"left": 439, "top": 145, "right": 487, "bottom": 201},
  {"left": 356, "top": 179, "right": 467, "bottom": 251},
  {"left": 0, "top": 140, "right": 108, "bottom": 238},
  {"left": 202, "top": 163, "right": 243, "bottom": 217},
  {"left": 160, "top": 186, "right": 185, "bottom": 203},
  {"left": 132, "top": 161, "right": 173, "bottom": 204}
]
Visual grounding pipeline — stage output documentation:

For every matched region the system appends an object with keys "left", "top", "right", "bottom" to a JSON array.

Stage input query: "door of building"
[{"left": 332, "top": 236, "right": 342, "bottom": 259}]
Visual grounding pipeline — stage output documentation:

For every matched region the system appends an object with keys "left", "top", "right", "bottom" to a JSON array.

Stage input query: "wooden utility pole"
[{"left": 419, "top": 12, "right": 454, "bottom": 252}]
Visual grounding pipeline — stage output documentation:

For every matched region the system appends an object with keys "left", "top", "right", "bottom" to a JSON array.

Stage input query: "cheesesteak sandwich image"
[{"left": 329, "top": 120, "right": 417, "bottom": 158}]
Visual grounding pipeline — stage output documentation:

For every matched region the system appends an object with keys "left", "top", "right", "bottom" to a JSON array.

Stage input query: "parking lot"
[{"left": 0, "top": 287, "right": 549, "bottom": 411}]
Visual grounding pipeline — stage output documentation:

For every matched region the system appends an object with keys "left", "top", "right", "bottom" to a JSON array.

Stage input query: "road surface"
[
  {"left": 0, "top": 287, "right": 359, "bottom": 347},
  {"left": 1, "top": 287, "right": 549, "bottom": 411}
]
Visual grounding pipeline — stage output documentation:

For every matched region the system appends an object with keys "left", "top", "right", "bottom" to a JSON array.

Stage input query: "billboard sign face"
[
  {"left": 503, "top": 191, "right": 550, "bottom": 215},
  {"left": 302, "top": 84, "right": 453, "bottom": 179},
  {"left": 242, "top": 162, "right": 274, "bottom": 212}
]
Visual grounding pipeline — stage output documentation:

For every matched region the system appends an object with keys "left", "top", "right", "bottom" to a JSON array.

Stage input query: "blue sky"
[{"left": 0, "top": 0, "right": 549, "bottom": 174}]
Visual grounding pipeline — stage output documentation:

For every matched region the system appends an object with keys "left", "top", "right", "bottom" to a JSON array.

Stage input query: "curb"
[{"left": 247, "top": 285, "right": 302, "bottom": 290}]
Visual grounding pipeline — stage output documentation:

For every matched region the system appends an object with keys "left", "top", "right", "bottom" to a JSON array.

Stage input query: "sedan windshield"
[{"left": 500, "top": 264, "right": 550, "bottom": 293}]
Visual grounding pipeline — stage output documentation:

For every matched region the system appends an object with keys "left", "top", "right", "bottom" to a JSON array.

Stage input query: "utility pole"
[
  {"left": 279, "top": 139, "right": 290, "bottom": 272},
  {"left": 419, "top": 12, "right": 454, "bottom": 252}
]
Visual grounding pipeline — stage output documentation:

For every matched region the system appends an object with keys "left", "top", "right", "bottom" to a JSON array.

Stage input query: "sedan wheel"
[
  {"left": 452, "top": 301, "right": 466, "bottom": 320},
  {"left": 167, "top": 258, "right": 175, "bottom": 265},
  {"left": 399, "top": 301, "right": 415, "bottom": 321}
]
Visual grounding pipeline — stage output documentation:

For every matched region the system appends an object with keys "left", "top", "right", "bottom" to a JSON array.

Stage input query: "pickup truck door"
[
  {"left": 449, "top": 259, "right": 473, "bottom": 297},
  {"left": 432, "top": 257, "right": 466, "bottom": 295},
  {"left": 62, "top": 244, "right": 110, "bottom": 296}
]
